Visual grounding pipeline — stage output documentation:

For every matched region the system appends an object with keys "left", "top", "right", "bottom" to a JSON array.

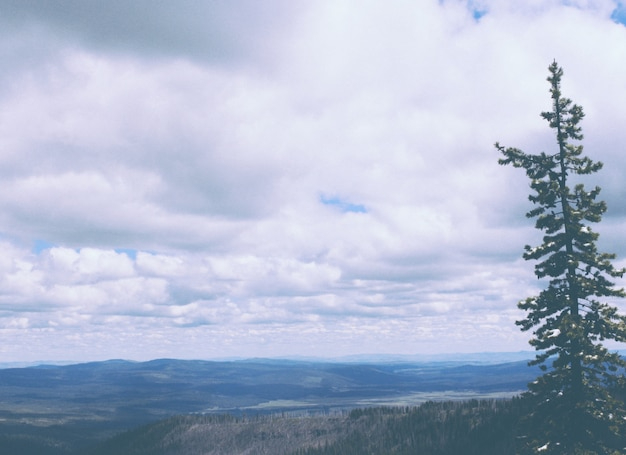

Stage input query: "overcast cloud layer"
[{"left": 1, "top": 0, "right": 626, "bottom": 362}]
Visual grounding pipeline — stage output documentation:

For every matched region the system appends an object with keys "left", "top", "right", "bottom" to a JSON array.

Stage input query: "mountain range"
[{"left": 0, "top": 354, "right": 539, "bottom": 454}]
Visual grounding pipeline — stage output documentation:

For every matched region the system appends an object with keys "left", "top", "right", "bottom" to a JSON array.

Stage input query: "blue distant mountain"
[{"left": 0, "top": 355, "right": 544, "bottom": 454}]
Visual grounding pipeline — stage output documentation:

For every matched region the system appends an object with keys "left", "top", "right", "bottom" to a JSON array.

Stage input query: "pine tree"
[{"left": 496, "top": 61, "right": 626, "bottom": 454}]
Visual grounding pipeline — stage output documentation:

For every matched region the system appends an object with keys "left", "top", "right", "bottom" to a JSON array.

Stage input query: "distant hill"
[{"left": 0, "top": 357, "right": 539, "bottom": 455}]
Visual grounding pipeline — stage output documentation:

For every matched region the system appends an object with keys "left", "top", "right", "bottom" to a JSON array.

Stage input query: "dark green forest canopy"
[{"left": 88, "top": 399, "right": 529, "bottom": 455}]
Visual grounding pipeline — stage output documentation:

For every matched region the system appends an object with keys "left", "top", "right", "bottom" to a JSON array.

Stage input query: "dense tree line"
[
  {"left": 294, "top": 399, "right": 531, "bottom": 455},
  {"left": 84, "top": 399, "right": 531, "bottom": 455}
]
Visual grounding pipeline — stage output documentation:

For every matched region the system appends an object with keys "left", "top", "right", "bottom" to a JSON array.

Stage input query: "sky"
[{"left": 1, "top": 0, "right": 626, "bottom": 362}]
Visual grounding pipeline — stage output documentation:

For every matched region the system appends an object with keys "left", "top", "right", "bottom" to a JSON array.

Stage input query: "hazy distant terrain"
[{"left": 0, "top": 356, "right": 537, "bottom": 454}]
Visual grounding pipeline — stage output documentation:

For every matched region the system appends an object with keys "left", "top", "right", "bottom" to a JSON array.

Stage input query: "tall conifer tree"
[{"left": 497, "top": 61, "right": 626, "bottom": 454}]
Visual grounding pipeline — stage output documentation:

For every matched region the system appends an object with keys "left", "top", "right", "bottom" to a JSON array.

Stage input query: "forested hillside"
[{"left": 88, "top": 398, "right": 531, "bottom": 455}]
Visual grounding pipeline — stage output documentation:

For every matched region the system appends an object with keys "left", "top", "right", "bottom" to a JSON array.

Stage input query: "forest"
[{"left": 88, "top": 398, "right": 531, "bottom": 455}]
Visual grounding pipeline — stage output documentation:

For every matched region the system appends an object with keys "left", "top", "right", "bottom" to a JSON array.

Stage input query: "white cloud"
[
  {"left": 0, "top": 0, "right": 624, "bottom": 361},
  {"left": 39, "top": 247, "right": 135, "bottom": 282}
]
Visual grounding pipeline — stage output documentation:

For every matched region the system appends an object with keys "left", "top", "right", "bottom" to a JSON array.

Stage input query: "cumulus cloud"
[{"left": 0, "top": 0, "right": 625, "bottom": 361}]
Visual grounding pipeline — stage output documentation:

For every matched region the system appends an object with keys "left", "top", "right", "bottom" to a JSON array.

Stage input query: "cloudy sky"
[{"left": 1, "top": 0, "right": 626, "bottom": 362}]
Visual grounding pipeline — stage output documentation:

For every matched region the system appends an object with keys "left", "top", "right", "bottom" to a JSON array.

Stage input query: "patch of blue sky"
[
  {"left": 320, "top": 195, "right": 367, "bottom": 214},
  {"left": 33, "top": 239, "right": 56, "bottom": 253},
  {"left": 115, "top": 248, "right": 138, "bottom": 260},
  {"left": 471, "top": 6, "right": 487, "bottom": 21},
  {"left": 454, "top": 0, "right": 487, "bottom": 21},
  {"left": 611, "top": 2, "right": 626, "bottom": 26}
]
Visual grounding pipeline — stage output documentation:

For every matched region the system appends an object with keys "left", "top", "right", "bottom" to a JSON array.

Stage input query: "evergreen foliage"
[
  {"left": 87, "top": 399, "right": 529, "bottom": 455},
  {"left": 496, "top": 61, "right": 626, "bottom": 454},
  {"left": 295, "top": 399, "right": 530, "bottom": 455}
]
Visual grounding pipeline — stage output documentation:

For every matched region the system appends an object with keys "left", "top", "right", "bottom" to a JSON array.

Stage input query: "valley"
[{"left": 0, "top": 356, "right": 538, "bottom": 454}]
